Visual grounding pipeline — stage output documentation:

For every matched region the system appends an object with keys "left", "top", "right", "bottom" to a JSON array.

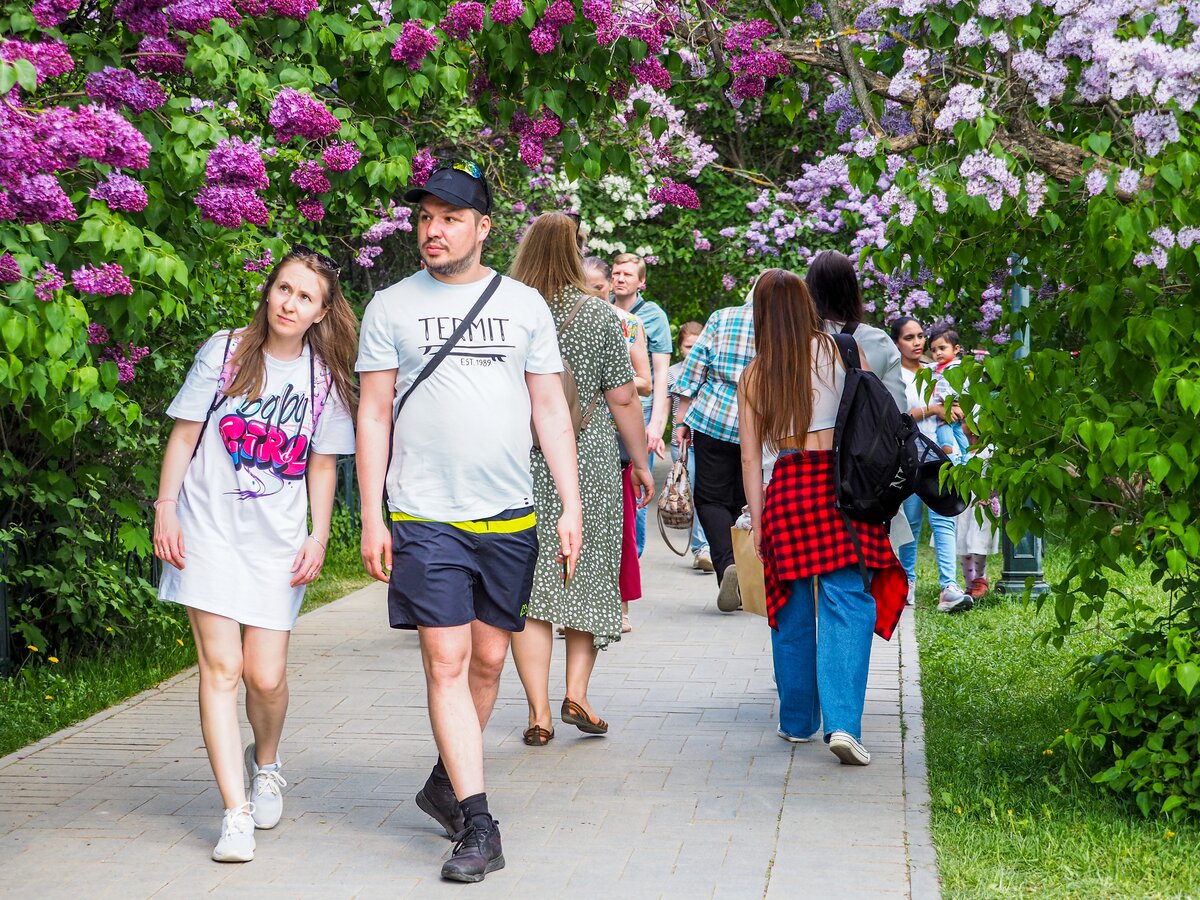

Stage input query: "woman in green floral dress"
[{"left": 509, "top": 213, "right": 654, "bottom": 745}]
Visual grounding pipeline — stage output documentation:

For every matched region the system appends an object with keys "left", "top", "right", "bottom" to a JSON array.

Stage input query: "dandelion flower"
[
  {"left": 27, "top": 644, "right": 39, "bottom": 652},
  {"left": 48, "top": 656, "right": 59, "bottom": 663},
  {"left": 44, "top": 695, "right": 54, "bottom": 700},
  {"left": 176, "top": 638, "right": 185, "bottom": 646}
]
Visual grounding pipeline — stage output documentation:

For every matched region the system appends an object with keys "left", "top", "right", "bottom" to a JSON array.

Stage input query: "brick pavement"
[{"left": 0, "top": 528, "right": 938, "bottom": 899}]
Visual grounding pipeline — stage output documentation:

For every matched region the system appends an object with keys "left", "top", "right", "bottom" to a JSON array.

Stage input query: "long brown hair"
[
  {"left": 224, "top": 248, "right": 359, "bottom": 417},
  {"left": 509, "top": 212, "right": 588, "bottom": 302},
  {"left": 740, "top": 268, "right": 833, "bottom": 449}
]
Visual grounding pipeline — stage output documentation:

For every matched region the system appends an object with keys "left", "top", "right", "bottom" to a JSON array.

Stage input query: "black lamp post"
[{"left": 997, "top": 264, "right": 1049, "bottom": 597}]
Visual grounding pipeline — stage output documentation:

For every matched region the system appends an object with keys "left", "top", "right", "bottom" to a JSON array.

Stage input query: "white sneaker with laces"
[
  {"left": 716, "top": 564, "right": 741, "bottom": 612},
  {"left": 937, "top": 583, "right": 973, "bottom": 613},
  {"left": 244, "top": 743, "right": 286, "bottom": 829},
  {"left": 212, "top": 804, "right": 256, "bottom": 862},
  {"left": 777, "top": 728, "right": 813, "bottom": 744},
  {"left": 906, "top": 579, "right": 916, "bottom": 607},
  {"left": 693, "top": 548, "right": 714, "bottom": 573},
  {"left": 828, "top": 731, "right": 871, "bottom": 766}
]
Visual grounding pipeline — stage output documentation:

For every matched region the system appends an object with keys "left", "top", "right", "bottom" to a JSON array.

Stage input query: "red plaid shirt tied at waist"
[{"left": 760, "top": 449, "right": 908, "bottom": 639}]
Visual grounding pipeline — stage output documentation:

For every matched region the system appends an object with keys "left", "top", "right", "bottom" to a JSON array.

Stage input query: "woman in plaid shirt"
[{"left": 738, "top": 269, "right": 906, "bottom": 767}]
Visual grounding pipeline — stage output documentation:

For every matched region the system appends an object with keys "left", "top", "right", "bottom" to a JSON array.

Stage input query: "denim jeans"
[
  {"left": 772, "top": 566, "right": 875, "bottom": 741},
  {"left": 936, "top": 420, "right": 970, "bottom": 464},
  {"left": 635, "top": 404, "right": 653, "bottom": 557},
  {"left": 898, "top": 493, "right": 958, "bottom": 589},
  {"left": 671, "top": 441, "right": 709, "bottom": 553}
]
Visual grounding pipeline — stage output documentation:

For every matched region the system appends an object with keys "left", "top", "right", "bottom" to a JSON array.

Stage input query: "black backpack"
[{"left": 831, "top": 331, "right": 918, "bottom": 525}]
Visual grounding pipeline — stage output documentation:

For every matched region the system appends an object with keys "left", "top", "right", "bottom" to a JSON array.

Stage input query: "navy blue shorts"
[{"left": 387, "top": 506, "right": 539, "bottom": 632}]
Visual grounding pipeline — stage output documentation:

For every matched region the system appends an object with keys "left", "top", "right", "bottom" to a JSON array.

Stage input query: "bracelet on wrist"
[
  {"left": 308, "top": 534, "right": 327, "bottom": 551},
  {"left": 153, "top": 498, "right": 177, "bottom": 509}
]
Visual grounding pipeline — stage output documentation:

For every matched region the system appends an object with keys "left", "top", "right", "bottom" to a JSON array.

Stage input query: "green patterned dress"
[{"left": 529, "top": 286, "right": 636, "bottom": 649}]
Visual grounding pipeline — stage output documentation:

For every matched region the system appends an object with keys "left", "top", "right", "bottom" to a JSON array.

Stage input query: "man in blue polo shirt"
[{"left": 611, "top": 252, "right": 671, "bottom": 557}]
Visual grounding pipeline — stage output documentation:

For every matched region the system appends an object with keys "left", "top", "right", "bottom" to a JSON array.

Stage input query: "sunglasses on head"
[
  {"left": 291, "top": 244, "right": 341, "bottom": 275},
  {"left": 433, "top": 159, "right": 484, "bottom": 180}
]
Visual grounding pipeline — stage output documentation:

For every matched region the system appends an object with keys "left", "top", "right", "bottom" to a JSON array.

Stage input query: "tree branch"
[{"left": 819, "top": 1, "right": 885, "bottom": 137}]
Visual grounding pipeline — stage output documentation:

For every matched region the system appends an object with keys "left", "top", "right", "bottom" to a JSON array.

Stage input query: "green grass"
[
  {"left": 0, "top": 539, "right": 372, "bottom": 758},
  {"left": 915, "top": 538, "right": 1200, "bottom": 898}
]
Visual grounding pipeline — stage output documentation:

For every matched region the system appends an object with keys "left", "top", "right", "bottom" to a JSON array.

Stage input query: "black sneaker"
[
  {"left": 441, "top": 819, "right": 505, "bottom": 883},
  {"left": 415, "top": 775, "right": 465, "bottom": 839}
]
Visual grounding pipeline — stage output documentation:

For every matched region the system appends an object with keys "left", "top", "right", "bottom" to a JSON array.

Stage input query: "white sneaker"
[
  {"left": 717, "top": 564, "right": 741, "bottom": 612},
  {"left": 212, "top": 805, "right": 256, "bottom": 862},
  {"left": 777, "top": 728, "right": 813, "bottom": 744},
  {"left": 906, "top": 579, "right": 916, "bottom": 607},
  {"left": 244, "top": 743, "right": 286, "bottom": 829},
  {"left": 693, "top": 549, "right": 715, "bottom": 573},
  {"left": 828, "top": 731, "right": 871, "bottom": 766},
  {"left": 937, "top": 583, "right": 973, "bottom": 613}
]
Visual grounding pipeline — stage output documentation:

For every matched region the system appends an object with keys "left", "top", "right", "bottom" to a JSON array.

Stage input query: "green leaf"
[
  {"left": 12, "top": 58, "right": 37, "bottom": 93},
  {"left": 1177, "top": 663, "right": 1199, "bottom": 697},
  {"left": 1086, "top": 133, "right": 1111, "bottom": 156},
  {"left": 1148, "top": 454, "right": 1171, "bottom": 483},
  {"left": 0, "top": 61, "right": 17, "bottom": 95},
  {"left": 977, "top": 118, "right": 995, "bottom": 145},
  {"left": 1, "top": 315, "right": 25, "bottom": 352}
]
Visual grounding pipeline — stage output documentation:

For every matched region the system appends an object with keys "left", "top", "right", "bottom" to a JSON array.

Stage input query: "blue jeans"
[
  {"left": 898, "top": 493, "right": 958, "bottom": 589},
  {"left": 671, "top": 442, "right": 709, "bottom": 553},
  {"left": 772, "top": 566, "right": 875, "bottom": 741},
  {"left": 635, "top": 404, "right": 653, "bottom": 557},
  {"left": 936, "top": 420, "right": 970, "bottom": 464}
]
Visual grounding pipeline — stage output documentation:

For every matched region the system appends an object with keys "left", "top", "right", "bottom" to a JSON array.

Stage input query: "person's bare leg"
[
  {"left": 563, "top": 628, "right": 601, "bottom": 720},
  {"left": 188, "top": 607, "right": 248, "bottom": 809},
  {"left": 420, "top": 624, "right": 485, "bottom": 800},
  {"left": 509, "top": 618, "right": 554, "bottom": 730},
  {"left": 241, "top": 625, "right": 291, "bottom": 765}
]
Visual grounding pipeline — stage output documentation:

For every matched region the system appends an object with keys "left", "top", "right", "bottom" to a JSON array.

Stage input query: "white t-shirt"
[
  {"left": 158, "top": 332, "right": 356, "bottom": 630},
  {"left": 901, "top": 365, "right": 939, "bottom": 440},
  {"left": 356, "top": 268, "right": 562, "bottom": 521}
]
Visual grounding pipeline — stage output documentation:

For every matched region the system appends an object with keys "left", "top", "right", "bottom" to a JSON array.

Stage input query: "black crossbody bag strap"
[
  {"left": 383, "top": 273, "right": 502, "bottom": 508},
  {"left": 191, "top": 330, "right": 236, "bottom": 460},
  {"left": 832, "top": 331, "right": 871, "bottom": 589}
]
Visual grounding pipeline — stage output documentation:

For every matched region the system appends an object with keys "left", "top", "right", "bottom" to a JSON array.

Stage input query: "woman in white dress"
[{"left": 153, "top": 247, "right": 358, "bottom": 862}]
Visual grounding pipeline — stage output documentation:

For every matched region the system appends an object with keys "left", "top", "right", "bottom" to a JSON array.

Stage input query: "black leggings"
[{"left": 692, "top": 429, "right": 747, "bottom": 584}]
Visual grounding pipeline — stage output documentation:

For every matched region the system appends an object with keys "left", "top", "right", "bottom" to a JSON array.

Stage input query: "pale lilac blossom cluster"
[
  {"left": 1011, "top": 50, "right": 1068, "bottom": 106},
  {"left": 1131, "top": 110, "right": 1180, "bottom": 157},
  {"left": 934, "top": 84, "right": 985, "bottom": 130},
  {"left": 620, "top": 86, "right": 716, "bottom": 178},
  {"left": 693, "top": 230, "right": 711, "bottom": 251},
  {"left": 73, "top": 263, "right": 133, "bottom": 296},
  {"left": 959, "top": 150, "right": 1021, "bottom": 210}
]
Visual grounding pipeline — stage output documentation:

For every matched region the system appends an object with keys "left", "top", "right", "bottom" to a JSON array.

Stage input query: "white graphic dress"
[{"left": 157, "top": 331, "right": 355, "bottom": 631}]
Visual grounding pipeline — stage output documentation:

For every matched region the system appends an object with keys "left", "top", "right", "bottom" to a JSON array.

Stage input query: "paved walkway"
[{"left": 0, "top": 528, "right": 939, "bottom": 898}]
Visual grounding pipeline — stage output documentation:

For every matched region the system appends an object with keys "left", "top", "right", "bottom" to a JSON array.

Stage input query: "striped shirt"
[{"left": 675, "top": 300, "right": 755, "bottom": 445}]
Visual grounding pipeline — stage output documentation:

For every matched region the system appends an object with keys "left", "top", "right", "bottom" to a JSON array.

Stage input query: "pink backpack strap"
[{"left": 310, "top": 351, "right": 334, "bottom": 432}]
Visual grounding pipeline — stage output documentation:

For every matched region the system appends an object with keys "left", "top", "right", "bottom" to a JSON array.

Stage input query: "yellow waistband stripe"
[{"left": 390, "top": 510, "right": 537, "bottom": 534}]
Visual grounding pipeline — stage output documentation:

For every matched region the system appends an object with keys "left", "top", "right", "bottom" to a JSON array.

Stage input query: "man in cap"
[{"left": 356, "top": 159, "right": 583, "bottom": 883}]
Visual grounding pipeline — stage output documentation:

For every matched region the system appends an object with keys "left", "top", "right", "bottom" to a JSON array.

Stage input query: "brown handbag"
[{"left": 657, "top": 436, "right": 695, "bottom": 556}]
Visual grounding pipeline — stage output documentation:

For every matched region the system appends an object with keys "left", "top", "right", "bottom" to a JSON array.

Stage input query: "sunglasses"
[
  {"left": 291, "top": 244, "right": 341, "bottom": 275},
  {"left": 433, "top": 158, "right": 484, "bottom": 180}
]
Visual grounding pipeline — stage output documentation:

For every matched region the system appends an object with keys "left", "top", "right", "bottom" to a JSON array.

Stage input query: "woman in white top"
[
  {"left": 153, "top": 247, "right": 358, "bottom": 863},
  {"left": 890, "top": 317, "right": 967, "bottom": 611}
]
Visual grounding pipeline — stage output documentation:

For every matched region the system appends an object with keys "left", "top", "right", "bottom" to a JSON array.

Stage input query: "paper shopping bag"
[{"left": 730, "top": 527, "right": 767, "bottom": 618}]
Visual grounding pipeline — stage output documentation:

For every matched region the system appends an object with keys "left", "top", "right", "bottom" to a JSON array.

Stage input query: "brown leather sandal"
[
  {"left": 561, "top": 698, "right": 608, "bottom": 735},
  {"left": 522, "top": 724, "right": 555, "bottom": 746}
]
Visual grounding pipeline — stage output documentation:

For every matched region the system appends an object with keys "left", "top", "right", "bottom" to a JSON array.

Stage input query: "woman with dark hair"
[
  {"left": 889, "top": 316, "right": 962, "bottom": 609},
  {"left": 509, "top": 213, "right": 654, "bottom": 743},
  {"left": 153, "top": 246, "right": 358, "bottom": 862},
  {"left": 805, "top": 250, "right": 906, "bottom": 412},
  {"left": 739, "top": 268, "right": 906, "bottom": 765}
]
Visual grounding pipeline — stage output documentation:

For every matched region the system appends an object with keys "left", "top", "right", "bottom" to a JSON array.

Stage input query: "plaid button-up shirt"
[{"left": 675, "top": 300, "right": 755, "bottom": 444}]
